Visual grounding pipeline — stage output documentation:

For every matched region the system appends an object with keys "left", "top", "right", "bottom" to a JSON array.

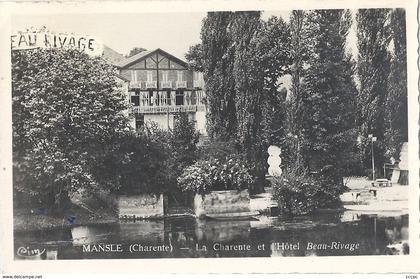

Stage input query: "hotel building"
[{"left": 112, "top": 48, "right": 206, "bottom": 135}]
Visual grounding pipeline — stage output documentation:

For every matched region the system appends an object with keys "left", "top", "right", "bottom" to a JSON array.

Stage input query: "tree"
[
  {"left": 230, "top": 11, "right": 267, "bottom": 192},
  {"left": 169, "top": 113, "right": 200, "bottom": 183},
  {"left": 356, "top": 9, "right": 392, "bottom": 176},
  {"left": 12, "top": 48, "right": 131, "bottom": 211},
  {"left": 126, "top": 47, "right": 147, "bottom": 57},
  {"left": 257, "top": 16, "right": 291, "bottom": 150},
  {"left": 283, "top": 10, "right": 309, "bottom": 167},
  {"left": 185, "top": 44, "right": 204, "bottom": 72},
  {"left": 195, "top": 12, "right": 293, "bottom": 192},
  {"left": 384, "top": 8, "right": 408, "bottom": 160},
  {"left": 200, "top": 12, "right": 237, "bottom": 141},
  {"left": 231, "top": 11, "right": 263, "bottom": 148},
  {"left": 300, "top": 10, "right": 357, "bottom": 178}
]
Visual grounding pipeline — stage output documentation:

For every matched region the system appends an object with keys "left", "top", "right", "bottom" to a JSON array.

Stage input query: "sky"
[
  {"left": 12, "top": 11, "right": 297, "bottom": 60},
  {"left": 12, "top": 10, "right": 359, "bottom": 92}
]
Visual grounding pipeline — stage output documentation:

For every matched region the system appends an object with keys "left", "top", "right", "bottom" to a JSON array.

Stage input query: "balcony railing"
[
  {"left": 193, "top": 80, "right": 204, "bottom": 88},
  {"left": 130, "top": 81, "right": 142, "bottom": 88},
  {"left": 160, "top": 81, "right": 172, "bottom": 88},
  {"left": 132, "top": 104, "right": 205, "bottom": 114},
  {"left": 146, "top": 81, "right": 157, "bottom": 89},
  {"left": 176, "top": 81, "right": 187, "bottom": 88},
  {"left": 131, "top": 90, "right": 206, "bottom": 114}
]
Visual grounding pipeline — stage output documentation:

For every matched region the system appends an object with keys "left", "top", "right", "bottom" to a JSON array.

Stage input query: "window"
[
  {"left": 162, "top": 71, "right": 168, "bottom": 82},
  {"left": 147, "top": 71, "right": 153, "bottom": 82},
  {"left": 176, "top": 89, "right": 184, "bottom": 106},
  {"left": 131, "top": 70, "right": 138, "bottom": 83},
  {"left": 148, "top": 90, "right": 153, "bottom": 106},
  {"left": 177, "top": 70, "right": 183, "bottom": 81},
  {"left": 166, "top": 89, "right": 172, "bottom": 105},
  {"left": 131, "top": 95, "right": 140, "bottom": 106}
]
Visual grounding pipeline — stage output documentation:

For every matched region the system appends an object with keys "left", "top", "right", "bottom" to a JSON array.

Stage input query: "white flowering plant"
[{"left": 177, "top": 156, "right": 255, "bottom": 195}]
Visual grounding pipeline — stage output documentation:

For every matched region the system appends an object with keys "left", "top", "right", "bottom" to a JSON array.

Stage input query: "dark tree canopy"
[
  {"left": 12, "top": 49, "right": 131, "bottom": 209},
  {"left": 356, "top": 9, "right": 392, "bottom": 174},
  {"left": 384, "top": 8, "right": 408, "bottom": 160},
  {"left": 298, "top": 10, "right": 357, "bottom": 176},
  {"left": 200, "top": 11, "right": 237, "bottom": 141},
  {"left": 185, "top": 44, "right": 204, "bottom": 72},
  {"left": 126, "top": 47, "right": 147, "bottom": 57}
]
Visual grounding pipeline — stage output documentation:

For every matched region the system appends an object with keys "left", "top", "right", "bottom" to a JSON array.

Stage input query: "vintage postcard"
[{"left": 0, "top": 0, "right": 419, "bottom": 274}]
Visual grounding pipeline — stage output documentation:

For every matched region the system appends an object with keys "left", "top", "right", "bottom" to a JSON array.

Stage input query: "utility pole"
[{"left": 368, "top": 134, "right": 377, "bottom": 181}]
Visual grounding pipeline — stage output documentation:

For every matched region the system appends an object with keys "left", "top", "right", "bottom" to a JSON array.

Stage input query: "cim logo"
[{"left": 16, "top": 246, "right": 46, "bottom": 258}]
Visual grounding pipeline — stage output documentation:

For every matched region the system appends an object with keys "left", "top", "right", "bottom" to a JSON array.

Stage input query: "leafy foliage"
[
  {"left": 185, "top": 44, "right": 204, "bottom": 72},
  {"left": 384, "top": 8, "right": 408, "bottom": 160},
  {"left": 272, "top": 165, "right": 346, "bottom": 216},
  {"left": 177, "top": 156, "right": 256, "bottom": 195},
  {"left": 297, "top": 10, "right": 357, "bottom": 176},
  {"left": 115, "top": 130, "right": 170, "bottom": 195},
  {"left": 356, "top": 9, "right": 392, "bottom": 175},
  {"left": 280, "top": 11, "right": 308, "bottom": 167},
  {"left": 126, "top": 47, "right": 147, "bottom": 57},
  {"left": 200, "top": 12, "right": 237, "bottom": 141},
  {"left": 166, "top": 113, "right": 200, "bottom": 190},
  {"left": 12, "top": 48, "right": 131, "bottom": 210},
  {"left": 118, "top": 113, "right": 199, "bottom": 195},
  {"left": 192, "top": 12, "right": 294, "bottom": 192},
  {"left": 197, "top": 139, "right": 240, "bottom": 161}
]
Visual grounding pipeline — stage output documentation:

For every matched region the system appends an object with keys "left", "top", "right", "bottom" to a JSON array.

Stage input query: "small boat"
[{"left": 205, "top": 211, "right": 260, "bottom": 221}]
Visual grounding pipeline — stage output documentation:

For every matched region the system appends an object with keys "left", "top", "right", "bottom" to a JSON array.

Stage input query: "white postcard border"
[{"left": 0, "top": 0, "right": 419, "bottom": 274}]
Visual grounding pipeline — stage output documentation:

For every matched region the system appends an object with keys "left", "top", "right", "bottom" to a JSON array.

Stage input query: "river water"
[{"left": 14, "top": 211, "right": 408, "bottom": 259}]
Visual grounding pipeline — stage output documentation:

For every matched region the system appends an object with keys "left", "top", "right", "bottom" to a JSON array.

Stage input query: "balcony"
[
  {"left": 130, "top": 81, "right": 142, "bottom": 88},
  {"left": 176, "top": 80, "right": 187, "bottom": 88},
  {"left": 132, "top": 104, "right": 205, "bottom": 114},
  {"left": 131, "top": 92, "right": 206, "bottom": 114},
  {"left": 145, "top": 81, "right": 157, "bottom": 89},
  {"left": 160, "top": 81, "right": 172, "bottom": 89}
]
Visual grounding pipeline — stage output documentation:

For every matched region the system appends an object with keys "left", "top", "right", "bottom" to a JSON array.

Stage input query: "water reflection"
[{"left": 14, "top": 212, "right": 409, "bottom": 259}]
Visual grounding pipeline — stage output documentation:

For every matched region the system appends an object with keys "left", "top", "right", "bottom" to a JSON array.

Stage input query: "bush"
[
  {"left": 114, "top": 132, "right": 169, "bottom": 195},
  {"left": 177, "top": 156, "right": 255, "bottom": 195},
  {"left": 197, "top": 140, "right": 240, "bottom": 161},
  {"left": 272, "top": 165, "right": 346, "bottom": 216},
  {"left": 12, "top": 48, "right": 130, "bottom": 212},
  {"left": 117, "top": 114, "right": 199, "bottom": 196}
]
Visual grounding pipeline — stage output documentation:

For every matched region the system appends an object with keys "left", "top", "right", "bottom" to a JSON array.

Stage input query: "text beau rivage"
[{"left": 11, "top": 32, "right": 104, "bottom": 56}]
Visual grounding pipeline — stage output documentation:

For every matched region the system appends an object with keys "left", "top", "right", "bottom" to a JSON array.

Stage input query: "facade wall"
[
  {"left": 119, "top": 49, "right": 206, "bottom": 134},
  {"left": 195, "top": 111, "right": 207, "bottom": 135},
  {"left": 120, "top": 69, "right": 193, "bottom": 89},
  {"left": 144, "top": 114, "right": 175, "bottom": 130}
]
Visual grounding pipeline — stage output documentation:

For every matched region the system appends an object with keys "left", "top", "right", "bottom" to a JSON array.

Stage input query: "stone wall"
[
  {"left": 118, "top": 194, "right": 164, "bottom": 219},
  {"left": 193, "top": 190, "right": 250, "bottom": 218}
]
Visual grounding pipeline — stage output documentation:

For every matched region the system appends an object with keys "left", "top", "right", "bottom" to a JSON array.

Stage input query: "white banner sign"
[{"left": 11, "top": 32, "right": 104, "bottom": 56}]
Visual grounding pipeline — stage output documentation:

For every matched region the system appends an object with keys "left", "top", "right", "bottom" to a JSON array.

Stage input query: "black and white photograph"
[{"left": 1, "top": 0, "right": 418, "bottom": 270}]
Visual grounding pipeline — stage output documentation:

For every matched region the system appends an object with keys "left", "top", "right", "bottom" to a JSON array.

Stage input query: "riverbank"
[
  {"left": 14, "top": 189, "right": 122, "bottom": 232},
  {"left": 13, "top": 205, "right": 119, "bottom": 232},
  {"left": 13, "top": 205, "right": 118, "bottom": 232},
  {"left": 340, "top": 177, "right": 408, "bottom": 215},
  {"left": 14, "top": 177, "right": 408, "bottom": 232}
]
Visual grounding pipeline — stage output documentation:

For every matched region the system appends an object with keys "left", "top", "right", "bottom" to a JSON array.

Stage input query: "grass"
[{"left": 14, "top": 205, "right": 118, "bottom": 232}]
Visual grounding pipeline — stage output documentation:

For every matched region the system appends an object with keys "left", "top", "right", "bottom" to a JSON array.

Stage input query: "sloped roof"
[
  {"left": 115, "top": 73, "right": 130, "bottom": 82},
  {"left": 102, "top": 45, "right": 126, "bottom": 66},
  {"left": 116, "top": 48, "right": 188, "bottom": 69}
]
